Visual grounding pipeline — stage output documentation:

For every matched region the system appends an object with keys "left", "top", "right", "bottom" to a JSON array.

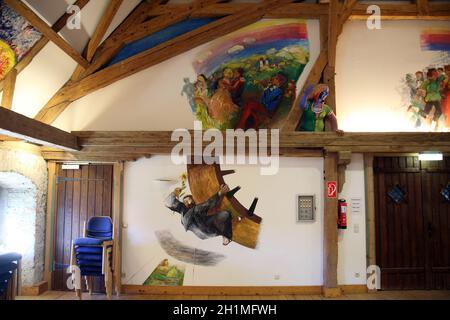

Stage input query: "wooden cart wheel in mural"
[{"left": 187, "top": 162, "right": 262, "bottom": 249}]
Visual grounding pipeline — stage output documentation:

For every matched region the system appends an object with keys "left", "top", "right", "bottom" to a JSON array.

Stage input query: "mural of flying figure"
[{"left": 165, "top": 184, "right": 235, "bottom": 246}]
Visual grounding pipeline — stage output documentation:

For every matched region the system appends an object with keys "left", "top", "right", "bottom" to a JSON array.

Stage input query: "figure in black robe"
[{"left": 165, "top": 184, "right": 233, "bottom": 246}]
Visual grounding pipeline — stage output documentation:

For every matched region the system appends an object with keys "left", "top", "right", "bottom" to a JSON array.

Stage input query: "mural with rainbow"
[
  {"left": 181, "top": 19, "right": 310, "bottom": 130},
  {"left": 403, "top": 28, "right": 450, "bottom": 132}
]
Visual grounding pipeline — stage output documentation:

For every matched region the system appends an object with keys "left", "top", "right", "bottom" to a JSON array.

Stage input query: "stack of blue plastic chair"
[
  {"left": 72, "top": 216, "right": 114, "bottom": 299},
  {"left": 0, "top": 252, "right": 22, "bottom": 300}
]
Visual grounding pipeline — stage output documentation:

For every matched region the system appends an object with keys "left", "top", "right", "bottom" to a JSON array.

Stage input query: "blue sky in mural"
[{"left": 105, "top": 18, "right": 219, "bottom": 67}]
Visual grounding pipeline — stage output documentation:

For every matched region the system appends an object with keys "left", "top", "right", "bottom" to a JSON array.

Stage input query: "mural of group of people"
[
  {"left": 0, "top": 1, "right": 42, "bottom": 80},
  {"left": 404, "top": 29, "right": 450, "bottom": 131},
  {"left": 181, "top": 19, "right": 310, "bottom": 130},
  {"left": 405, "top": 65, "right": 450, "bottom": 131}
]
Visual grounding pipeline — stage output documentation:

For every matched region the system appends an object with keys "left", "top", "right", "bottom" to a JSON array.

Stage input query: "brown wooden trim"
[
  {"left": 121, "top": 284, "right": 366, "bottom": 296},
  {"left": 0, "top": 108, "right": 80, "bottom": 151},
  {"left": 122, "top": 285, "right": 322, "bottom": 296},
  {"left": 21, "top": 281, "right": 48, "bottom": 296}
]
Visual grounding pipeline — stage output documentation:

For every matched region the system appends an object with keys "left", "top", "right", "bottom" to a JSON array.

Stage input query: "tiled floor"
[{"left": 15, "top": 290, "right": 450, "bottom": 300}]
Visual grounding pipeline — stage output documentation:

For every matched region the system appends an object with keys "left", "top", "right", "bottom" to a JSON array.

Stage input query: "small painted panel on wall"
[
  {"left": 402, "top": 28, "right": 450, "bottom": 132},
  {"left": 296, "top": 195, "right": 315, "bottom": 222},
  {"left": 181, "top": 19, "right": 310, "bottom": 130},
  {"left": 0, "top": 1, "right": 42, "bottom": 80}
]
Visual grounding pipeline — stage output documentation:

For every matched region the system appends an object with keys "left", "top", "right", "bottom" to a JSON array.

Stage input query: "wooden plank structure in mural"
[
  {"left": 187, "top": 162, "right": 262, "bottom": 249},
  {"left": 0, "top": 0, "right": 449, "bottom": 298}
]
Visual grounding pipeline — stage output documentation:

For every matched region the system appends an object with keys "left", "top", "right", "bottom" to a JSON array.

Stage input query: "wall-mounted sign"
[{"left": 327, "top": 181, "right": 337, "bottom": 198}]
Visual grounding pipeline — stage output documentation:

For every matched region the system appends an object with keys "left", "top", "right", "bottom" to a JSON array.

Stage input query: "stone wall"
[{"left": 0, "top": 144, "right": 48, "bottom": 286}]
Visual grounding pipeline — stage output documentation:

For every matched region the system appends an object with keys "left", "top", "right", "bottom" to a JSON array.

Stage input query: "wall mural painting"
[
  {"left": 0, "top": 1, "right": 42, "bottom": 79},
  {"left": 165, "top": 162, "right": 262, "bottom": 249},
  {"left": 182, "top": 19, "right": 310, "bottom": 130},
  {"left": 403, "top": 29, "right": 450, "bottom": 131},
  {"left": 143, "top": 259, "right": 185, "bottom": 286}
]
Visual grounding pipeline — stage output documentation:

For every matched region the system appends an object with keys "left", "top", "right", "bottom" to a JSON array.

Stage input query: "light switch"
[{"left": 353, "top": 223, "right": 359, "bottom": 233}]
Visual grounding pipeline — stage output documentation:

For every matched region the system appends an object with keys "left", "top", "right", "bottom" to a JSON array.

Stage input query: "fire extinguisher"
[{"left": 337, "top": 199, "right": 347, "bottom": 229}]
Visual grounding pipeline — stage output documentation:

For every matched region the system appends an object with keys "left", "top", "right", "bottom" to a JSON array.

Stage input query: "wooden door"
[
  {"left": 374, "top": 156, "right": 450, "bottom": 290},
  {"left": 421, "top": 158, "right": 450, "bottom": 289},
  {"left": 51, "top": 164, "right": 113, "bottom": 292}
]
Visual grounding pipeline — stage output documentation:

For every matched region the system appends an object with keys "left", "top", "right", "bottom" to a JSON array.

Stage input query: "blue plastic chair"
[
  {"left": 71, "top": 216, "right": 114, "bottom": 299},
  {"left": 0, "top": 252, "right": 22, "bottom": 300}
]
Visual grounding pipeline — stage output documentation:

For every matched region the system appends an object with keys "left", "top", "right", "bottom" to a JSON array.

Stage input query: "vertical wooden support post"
[
  {"left": 44, "top": 162, "right": 57, "bottom": 290},
  {"left": 325, "top": 0, "right": 338, "bottom": 114},
  {"left": 323, "top": 152, "right": 341, "bottom": 297},
  {"left": 364, "top": 153, "right": 376, "bottom": 291},
  {"left": 113, "top": 162, "right": 124, "bottom": 295},
  {"left": 1, "top": 68, "right": 17, "bottom": 109}
]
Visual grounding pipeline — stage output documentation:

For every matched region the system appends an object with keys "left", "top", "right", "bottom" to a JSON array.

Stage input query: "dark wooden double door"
[
  {"left": 374, "top": 156, "right": 450, "bottom": 290},
  {"left": 51, "top": 164, "right": 113, "bottom": 292}
]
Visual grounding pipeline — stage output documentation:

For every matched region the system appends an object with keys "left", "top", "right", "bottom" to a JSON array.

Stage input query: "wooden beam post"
[
  {"left": 44, "top": 161, "right": 57, "bottom": 289},
  {"left": 0, "top": 108, "right": 80, "bottom": 151},
  {"left": 1, "top": 68, "right": 17, "bottom": 109},
  {"left": 4, "top": 0, "right": 89, "bottom": 68},
  {"left": 323, "top": 152, "right": 341, "bottom": 297},
  {"left": 364, "top": 153, "right": 376, "bottom": 291},
  {"left": 113, "top": 162, "right": 124, "bottom": 295},
  {"left": 417, "top": 0, "right": 429, "bottom": 16}
]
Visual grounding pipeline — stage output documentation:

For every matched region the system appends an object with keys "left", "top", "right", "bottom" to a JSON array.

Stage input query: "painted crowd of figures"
[
  {"left": 406, "top": 65, "right": 450, "bottom": 130},
  {"left": 182, "top": 66, "right": 297, "bottom": 130}
]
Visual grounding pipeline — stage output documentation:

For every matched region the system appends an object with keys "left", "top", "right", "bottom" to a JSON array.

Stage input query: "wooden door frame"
[{"left": 43, "top": 161, "right": 124, "bottom": 293}]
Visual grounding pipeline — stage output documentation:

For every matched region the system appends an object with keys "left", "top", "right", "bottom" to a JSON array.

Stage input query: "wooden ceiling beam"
[
  {"left": 34, "top": 0, "right": 296, "bottom": 124},
  {"left": 0, "top": 108, "right": 80, "bottom": 151},
  {"left": 86, "top": 0, "right": 124, "bottom": 62},
  {"left": 0, "top": 0, "right": 90, "bottom": 92},
  {"left": 4, "top": 0, "right": 89, "bottom": 68},
  {"left": 39, "top": 131, "right": 450, "bottom": 162},
  {"left": 1, "top": 68, "right": 17, "bottom": 110},
  {"left": 417, "top": 0, "right": 429, "bottom": 16}
]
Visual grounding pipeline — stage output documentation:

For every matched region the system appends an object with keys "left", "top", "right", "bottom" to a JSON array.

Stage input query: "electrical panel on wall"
[{"left": 296, "top": 195, "right": 315, "bottom": 222}]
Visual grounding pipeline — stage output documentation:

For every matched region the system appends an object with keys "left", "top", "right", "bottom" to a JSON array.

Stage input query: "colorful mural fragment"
[
  {"left": 0, "top": 1, "right": 42, "bottom": 79},
  {"left": 182, "top": 19, "right": 310, "bottom": 129},
  {"left": 143, "top": 259, "right": 185, "bottom": 286},
  {"left": 403, "top": 29, "right": 450, "bottom": 131}
]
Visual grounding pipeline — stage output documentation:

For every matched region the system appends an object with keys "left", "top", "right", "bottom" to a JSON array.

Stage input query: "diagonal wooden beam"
[
  {"left": 0, "top": 108, "right": 80, "bottom": 151},
  {"left": 4, "top": 0, "right": 89, "bottom": 68},
  {"left": 1, "top": 68, "right": 17, "bottom": 109},
  {"left": 281, "top": 50, "right": 328, "bottom": 132},
  {"left": 86, "top": 0, "right": 124, "bottom": 62},
  {"left": 0, "top": 0, "right": 90, "bottom": 92},
  {"left": 35, "top": 0, "right": 296, "bottom": 124}
]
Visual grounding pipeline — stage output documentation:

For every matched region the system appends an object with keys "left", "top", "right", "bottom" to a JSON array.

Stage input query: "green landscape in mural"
[{"left": 143, "top": 259, "right": 185, "bottom": 286}]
